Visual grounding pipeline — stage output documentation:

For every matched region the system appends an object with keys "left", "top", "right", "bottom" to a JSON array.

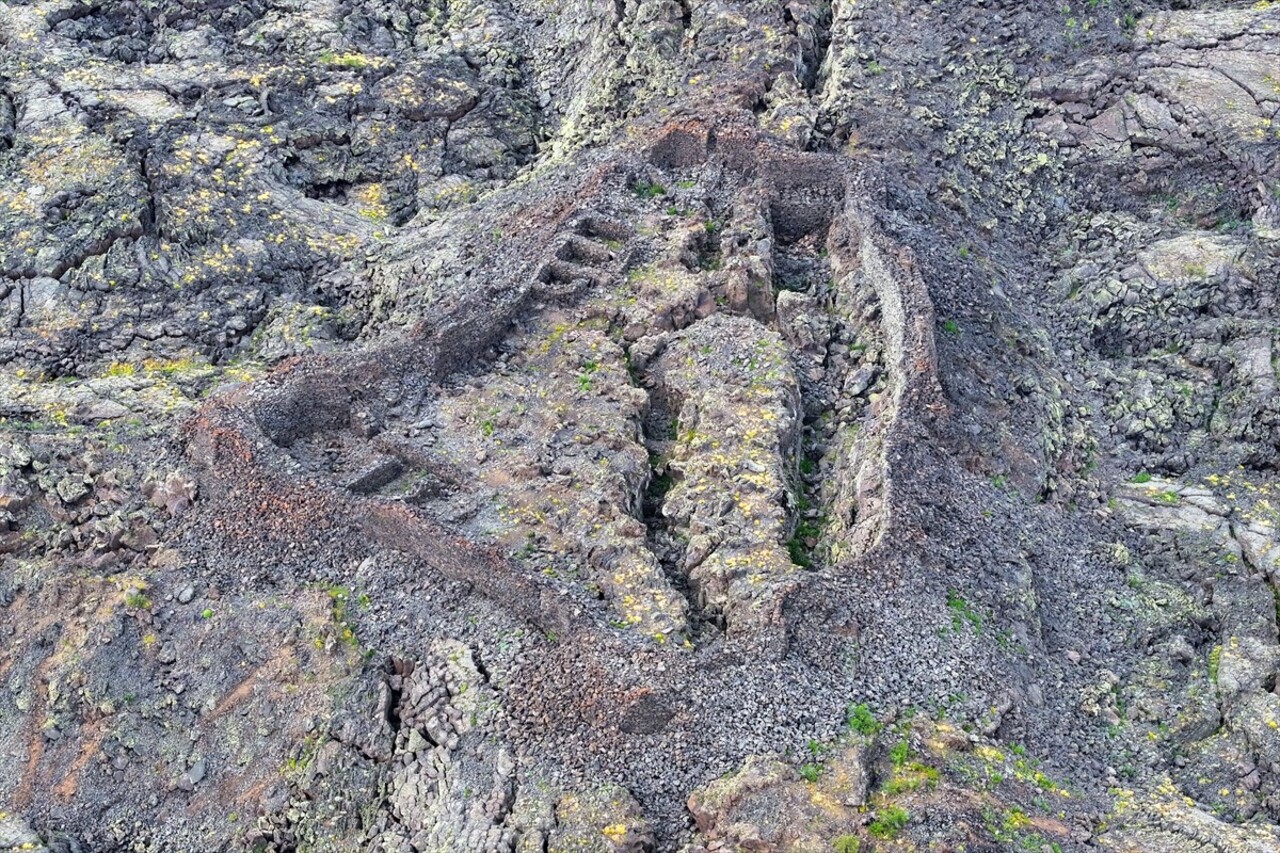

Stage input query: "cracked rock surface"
[{"left": 3, "top": 0, "right": 1280, "bottom": 851}]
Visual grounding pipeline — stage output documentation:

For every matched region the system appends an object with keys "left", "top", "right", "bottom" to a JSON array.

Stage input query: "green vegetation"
[
  {"left": 1208, "top": 645, "right": 1222, "bottom": 686},
  {"left": 648, "top": 463, "right": 674, "bottom": 502},
  {"left": 578, "top": 359, "right": 600, "bottom": 392},
  {"left": 883, "top": 762, "right": 940, "bottom": 795},
  {"left": 516, "top": 531, "right": 538, "bottom": 559},
  {"left": 632, "top": 180, "right": 666, "bottom": 199},
  {"left": 787, "top": 490, "right": 823, "bottom": 568},
  {"left": 323, "top": 584, "right": 359, "bottom": 649},
  {"left": 868, "top": 805, "right": 909, "bottom": 839},
  {"left": 282, "top": 733, "right": 322, "bottom": 781},
  {"left": 994, "top": 628, "right": 1026, "bottom": 653},
  {"left": 832, "top": 835, "right": 861, "bottom": 853},
  {"left": 124, "top": 590, "right": 152, "bottom": 610},
  {"left": 1130, "top": 471, "right": 1152, "bottom": 483},
  {"left": 847, "top": 703, "right": 883, "bottom": 736},
  {"left": 140, "top": 356, "right": 203, "bottom": 378},
  {"left": 942, "top": 319, "right": 961, "bottom": 335},
  {"left": 798, "top": 738, "right": 831, "bottom": 782},
  {"left": 0, "top": 417, "right": 53, "bottom": 433},
  {"left": 787, "top": 535, "right": 812, "bottom": 568},
  {"left": 317, "top": 50, "right": 372, "bottom": 69},
  {"left": 1214, "top": 217, "right": 1252, "bottom": 235},
  {"left": 946, "top": 590, "right": 983, "bottom": 633},
  {"left": 881, "top": 737, "right": 941, "bottom": 795},
  {"left": 983, "top": 804, "right": 1062, "bottom": 850}
]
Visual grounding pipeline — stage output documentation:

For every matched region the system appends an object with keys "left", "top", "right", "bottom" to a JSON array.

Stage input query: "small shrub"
[
  {"left": 800, "top": 763, "right": 823, "bottom": 783},
  {"left": 648, "top": 470, "right": 674, "bottom": 500},
  {"left": 869, "top": 805, "right": 909, "bottom": 839},
  {"left": 326, "top": 586, "right": 358, "bottom": 648},
  {"left": 883, "top": 777, "right": 912, "bottom": 796},
  {"left": 788, "top": 513, "right": 823, "bottom": 569},
  {"left": 832, "top": 835, "right": 861, "bottom": 853},
  {"left": 847, "top": 703, "right": 882, "bottom": 736},
  {"left": 883, "top": 762, "right": 940, "bottom": 795},
  {"left": 946, "top": 590, "right": 983, "bottom": 633},
  {"left": 1032, "top": 770, "right": 1059, "bottom": 791},
  {"left": 632, "top": 180, "right": 666, "bottom": 199},
  {"left": 787, "top": 536, "right": 812, "bottom": 568},
  {"left": 889, "top": 740, "right": 910, "bottom": 767}
]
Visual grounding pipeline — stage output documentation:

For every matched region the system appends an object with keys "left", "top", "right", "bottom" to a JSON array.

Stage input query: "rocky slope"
[{"left": 2, "top": 0, "right": 1280, "bottom": 851}]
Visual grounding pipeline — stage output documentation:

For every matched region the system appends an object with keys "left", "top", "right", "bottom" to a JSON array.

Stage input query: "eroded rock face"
[
  {"left": 683, "top": 716, "right": 1085, "bottom": 853},
  {"left": 3, "top": 0, "right": 1280, "bottom": 851}
]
